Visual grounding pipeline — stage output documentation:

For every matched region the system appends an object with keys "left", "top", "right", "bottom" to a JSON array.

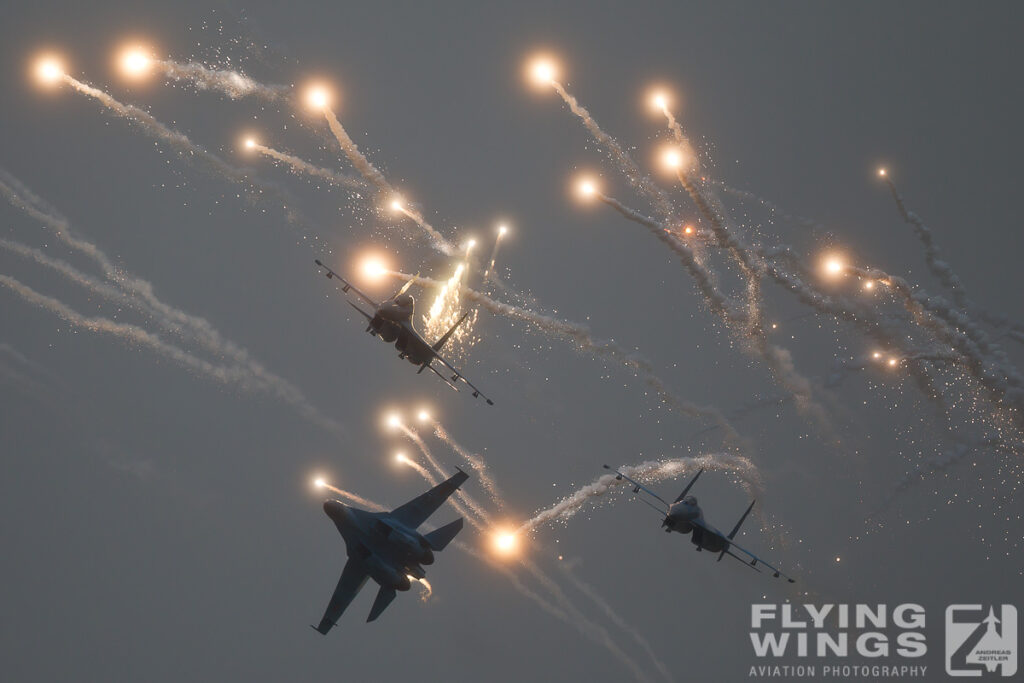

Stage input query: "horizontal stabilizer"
[
  {"left": 423, "top": 517, "right": 464, "bottom": 551},
  {"left": 367, "top": 585, "right": 397, "bottom": 622}
]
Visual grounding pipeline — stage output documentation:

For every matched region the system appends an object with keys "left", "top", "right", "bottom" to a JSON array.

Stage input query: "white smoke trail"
[
  {"left": 397, "top": 454, "right": 437, "bottom": 483},
  {"left": 399, "top": 424, "right": 492, "bottom": 525},
  {"left": 482, "top": 229, "right": 507, "bottom": 284},
  {"left": 0, "top": 273, "right": 346, "bottom": 439},
  {"left": 556, "top": 563, "right": 673, "bottom": 683},
  {"left": 432, "top": 423, "right": 504, "bottom": 507},
  {"left": 250, "top": 142, "right": 366, "bottom": 191},
  {"left": 550, "top": 80, "right": 675, "bottom": 222},
  {"left": 519, "top": 454, "right": 763, "bottom": 535},
  {"left": 61, "top": 74, "right": 253, "bottom": 183},
  {"left": 320, "top": 483, "right": 386, "bottom": 512},
  {"left": 588, "top": 197, "right": 836, "bottom": 440},
  {"left": 0, "top": 186, "right": 348, "bottom": 441},
  {"left": 319, "top": 107, "right": 454, "bottom": 255},
  {"left": 155, "top": 59, "right": 289, "bottom": 100},
  {"left": 883, "top": 175, "right": 967, "bottom": 308},
  {"left": 597, "top": 193, "right": 736, "bottom": 323},
  {"left": 390, "top": 271, "right": 748, "bottom": 451}
]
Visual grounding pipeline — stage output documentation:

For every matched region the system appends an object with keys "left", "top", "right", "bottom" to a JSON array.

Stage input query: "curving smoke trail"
[
  {"left": 597, "top": 192, "right": 736, "bottom": 323},
  {"left": 249, "top": 142, "right": 366, "bottom": 191},
  {"left": 154, "top": 59, "right": 289, "bottom": 100},
  {"left": 398, "top": 424, "right": 492, "bottom": 525},
  {"left": 549, "top": 80, "right": 675, "bottom": 222},
  {"left": 390, "top": 270, "right": 749, "bottom": 451},
  {"left": 0, "top": 272, "right": 346, "bottom": 439},
  {"left": 432, "top": 422, "right": 504, "bottom": 507},
  {"left": 881, "top": 174, "right": 1024, "bottom": 347},
  {"left": 396, "top": 453, "right": 437, "bottom": 483},
  {"left": 0, "top": 178, "right": 351, "bottom": 441},
  {"left": 60, "top": 74, "right": 254, "bottom": 184},
  {"left": 556, "top": 562, "right": 673, "bottom": 683},
  {"left": 518, "top": 454, "right": 763, "bottom": 535},
  {"left": 318, "top": 107, "right": 454, "bottom": 255},
  {"left": 596, "top": 195, "right": 834, "bottom": 440},
  {"left": 882, "top": 174, "right": 967, "bottom": 308}
]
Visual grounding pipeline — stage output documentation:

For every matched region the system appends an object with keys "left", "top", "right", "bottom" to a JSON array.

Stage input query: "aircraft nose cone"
[{"left": 323, "top": 500, "right": 346, "bottom": 519}]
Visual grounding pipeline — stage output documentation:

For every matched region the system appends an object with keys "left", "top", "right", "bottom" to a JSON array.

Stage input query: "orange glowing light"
[
  {"left": 314, "top": 477, "right": 326, "bottom": 489},
  {"left": 417, "top": 410, "right": 431, "bottom": 423},
  {"left": 35, "top": 57, "right": 64, "bottom": 85},
  {"left": 529, "top": 57, "right": 557, "bottom": 85},
  {"left": 119, "top": 46, "right": 153, "bottom": 77},
  {"left": 493, "top": 530, "right": 518, "bottom": 554},
  {"left": 577, "top": 178, "right": 598, "bottom": 199},
  {"left": 824, "top": 257, "right": 845, "bottom": 276},
  {"left": 306, "top": 85, "right": 331, "bottom": 110},
  {"left": 385, "top": 413, "right": 402, "bottom": 429},
  {"left": 361, "top": 258, "right": 387, "bottom": 281}
]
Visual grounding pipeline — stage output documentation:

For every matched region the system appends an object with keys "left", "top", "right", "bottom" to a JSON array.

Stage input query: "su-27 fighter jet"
[
  {"left": 315, "top": 260, "right": 494, "bottom": 405},
  {"left": 313, "top": 469, "right": 470, "bottom": 633},
  {"left": 603, "top": 465, "right": 796, "bottom": 583}
]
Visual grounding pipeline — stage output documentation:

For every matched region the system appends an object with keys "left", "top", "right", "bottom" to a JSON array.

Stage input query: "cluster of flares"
[
  {"left": 11, "top": 35, "right": 1024, "bottom": 679},
  {"left": 310, "top": 403, "right": 701, "bottom": 680}
]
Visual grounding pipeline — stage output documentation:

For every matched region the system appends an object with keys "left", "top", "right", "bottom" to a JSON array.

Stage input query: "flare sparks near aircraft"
[{"left": 313, "top": 259, "right": 495, "bottom": 404}]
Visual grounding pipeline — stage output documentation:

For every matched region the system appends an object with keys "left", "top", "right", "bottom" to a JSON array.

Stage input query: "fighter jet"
[
  {"left": 314, "top": 260, "right": 494, "bottom": 405},
  {"left": 312, "top": 469, "right": 469, "bottom": 633},
  {"left": 603, "top": 465, "right": 796, "bottom": 582}
]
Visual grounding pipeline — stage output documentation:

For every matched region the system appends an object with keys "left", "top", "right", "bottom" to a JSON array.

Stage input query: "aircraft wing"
[
  {"left": 690, "top": 518, "right": 796, "bottom": 583},
  {"left": 314, "top": 259, "right": 379, "bottom": 309},
  {"left": 430, "top": 352, "right": 495, "bottom": 405},
  {"left": 312, "top": 557, "right": 370, "bottom": 635},
  {"left": 389, "top": 469, "right": 469, "bottom": 529},
  {"left": 602, "top": 465, "right": 670, "bottom": 510}
]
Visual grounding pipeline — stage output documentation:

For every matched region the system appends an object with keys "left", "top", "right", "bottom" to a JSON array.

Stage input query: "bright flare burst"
[
  {"left": 306, "top": 84, "right": 331, "bottom": 110},
  {"left": 35, "top": 57, "right": 64, "bottom": 85},
  {"left": 650, "top": 90, "right": 669, "bottom": 112},
  {"left": 528, "top": 56, "right": 558, "bottom": 86},
  {"left": 493, "top": 529, "right": 519, "bottom": 555},
  {"left": 660, "top": 146, "right": 686, "bottom": 171},
  {"left": 824, "top": 256, "right": 845, "bottom": 277},
  {"left": 577, "top": 177, "right": 598, "bottom": 200},
  {"left": 361, "top": 257, "right": 388, "bottom": 281},
  {"left": 417, "top": 409, "right": 431, "bottom": 423},
  {"left": 119, "top": 47, "right": 153, "bottom": 77},
  {"left": 314, "top": 477, "right": 326, "bottom": 489},
  {"left": 385, "top": 413, "right": 402, "bottom": 430}
]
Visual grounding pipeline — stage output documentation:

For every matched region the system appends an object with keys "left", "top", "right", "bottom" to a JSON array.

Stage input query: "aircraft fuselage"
[
  {"left": 366, "top": 298, "right": 435, "bottom": 366},
  {"left": 323, "top": 500, "right": 433, "bottom": 592},
  {"left": 663, "top": 499, "right": 728, "bottom": 553}
]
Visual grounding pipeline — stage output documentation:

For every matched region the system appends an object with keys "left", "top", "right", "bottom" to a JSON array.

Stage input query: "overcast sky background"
[{"left": 2, "top": 2, "right": 1022, "bottom": 681}]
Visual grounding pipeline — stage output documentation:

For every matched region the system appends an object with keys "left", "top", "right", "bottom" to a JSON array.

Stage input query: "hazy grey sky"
[{"left": 2, "top": 2, "right": 1022, "bottom": 681}]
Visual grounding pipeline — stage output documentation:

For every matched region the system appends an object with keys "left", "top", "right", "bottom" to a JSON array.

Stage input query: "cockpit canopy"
[
  {"left": 394, "top": 294, "right": 414, "bottom": 308},
  {"left": 682, "top": 495, "right": 698, "bottom": 506}
]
